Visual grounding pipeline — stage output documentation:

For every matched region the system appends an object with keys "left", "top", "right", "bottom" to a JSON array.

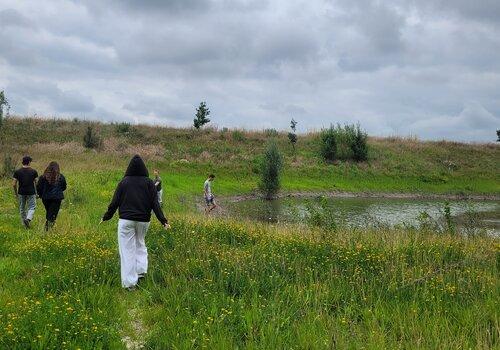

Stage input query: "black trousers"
[{"left": 42, "top": 199, "right": 62, "bottom": 222}]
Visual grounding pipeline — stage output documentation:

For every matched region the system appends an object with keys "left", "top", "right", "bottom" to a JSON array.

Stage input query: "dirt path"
[{"left": 121, "top": 297, "right": 147, "bottom": 350}]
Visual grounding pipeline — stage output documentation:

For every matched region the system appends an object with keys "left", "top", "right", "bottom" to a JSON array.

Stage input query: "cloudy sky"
[{"left": 1, "top": 0, "right": 499, "bottom": 141}]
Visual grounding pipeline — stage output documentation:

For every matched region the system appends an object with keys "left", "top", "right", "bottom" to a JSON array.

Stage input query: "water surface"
[{"left": 226, "top": 196, "right": 500, "bottom": 235}]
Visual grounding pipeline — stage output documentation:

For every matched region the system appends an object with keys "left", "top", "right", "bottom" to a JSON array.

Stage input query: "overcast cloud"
[{"left": 0, "top": 0, "right": 499, "bottom": 141}]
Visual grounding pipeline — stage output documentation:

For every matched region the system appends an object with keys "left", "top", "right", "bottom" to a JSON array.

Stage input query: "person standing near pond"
[
  {"left": 204, "top": 174, "right": 217, "bottom": 214},
  {"left": 102, "top": 155, "right": 170, "bottom": 291},
  {"left": 12, "top": 155, "right": 38, "bottom": 228},
  {"left": 36, "top": 161, "right": 67, "bottom": 231}
]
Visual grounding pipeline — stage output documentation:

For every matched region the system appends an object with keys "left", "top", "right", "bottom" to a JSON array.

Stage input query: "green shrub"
[
  {"left": 351, "top": 124, "right": 368, "bottom": 161},
  {"left": 264, "top": 128, "right": 278, "bottom": 137},
  {"left": 305, "top": 196, "right": 338, "bottom": 232},
  {"left": 231, "top": 130, "right": 246, "bottom": 142},
  {"left": 83, "top": 126, "right": 102, "bottom": 149},
  {"left": 2, "top": 155, "right": 15, "bottom": 178},
  {"left": 319, "top": 123, "right": 368, "bottom": 162},
  {"left": 115, "top": 122, "right": 132, "bottom": 135},
  {"left": 259, "top": 141, "right": 283, "bottom": 199},
  {"left": 319, "top": 126, "right": 337, "bottom": 162}
]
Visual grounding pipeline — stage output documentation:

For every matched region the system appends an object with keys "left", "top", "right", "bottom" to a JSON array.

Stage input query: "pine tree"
[{"left": 193, "top": 102, "right": 211, "bottom": 129}]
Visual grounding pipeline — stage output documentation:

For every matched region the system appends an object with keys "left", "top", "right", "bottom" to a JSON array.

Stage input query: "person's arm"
[
  {"left": 36, "top": 177, "right": 44, "bottom": 197},
  {"left": 102, "top": 182, "right": 123, "bottom": 221},
  {"left": 12, "top": 179, "right": 18, "bottom": 196},
  {"left": 60, "top": 174, "right": 67, "bottom": 192},
  {"left": 150, "top": 182, "right": 169, "bottom": 226}
]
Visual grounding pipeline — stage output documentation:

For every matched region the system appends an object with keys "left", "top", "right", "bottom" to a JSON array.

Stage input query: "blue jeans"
[{"left": 18, "top": 195, "right": 36, "bottom": 222}]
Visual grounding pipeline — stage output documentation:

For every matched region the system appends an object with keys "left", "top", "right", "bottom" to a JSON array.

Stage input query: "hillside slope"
[{"left": 1, "top": 117, "right": 499, "bottom": 196}]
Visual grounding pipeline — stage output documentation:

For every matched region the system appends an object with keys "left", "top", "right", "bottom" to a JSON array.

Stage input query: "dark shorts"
[{"left": 205, "top": 195, "right": 214, "bottom": 206}]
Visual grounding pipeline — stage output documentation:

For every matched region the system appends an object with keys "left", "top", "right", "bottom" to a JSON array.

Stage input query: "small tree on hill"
[
  {"left": 259, "top": 141, "right": 283, "bottom": 200},
  {"left": 497, "top": 129, "right": 500, "bottom": 142},
  {"left": 0, "top": 90, "right": 10, "bottom": 130},
  {"left": 193, "top": 102, "right": 210, "bottom": 129},
  {"left": 319, "top": 126, "right": 337, "bottom": 162},
  {"left": 83, "top": 125, "right": 102, "bottom": 149},
  {"left": 287, "top": 118, "right": 298, "bottom": 158}
]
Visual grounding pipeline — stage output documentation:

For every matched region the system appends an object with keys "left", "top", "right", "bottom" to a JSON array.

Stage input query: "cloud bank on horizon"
[{"left": 0, "top": 0, "right": 499, "bottom": 141}]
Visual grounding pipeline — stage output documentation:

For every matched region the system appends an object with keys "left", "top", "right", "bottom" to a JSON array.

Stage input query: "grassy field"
[{"left": 0, "top": 117, "right": 499, "bottom": 349}]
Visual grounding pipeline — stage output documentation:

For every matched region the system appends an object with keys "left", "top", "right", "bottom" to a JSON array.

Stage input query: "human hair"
[
  {"left": 22, "top": 156, "right": 32, "bottom": 165},
  {"left": 209, "top": 174, "right": 215, "bottom": 179},
  {"left": 43, "top": 161, "right": 61, "bottom": 185}
]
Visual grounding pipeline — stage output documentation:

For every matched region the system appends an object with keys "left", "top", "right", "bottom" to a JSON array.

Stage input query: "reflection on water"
[{"left": 227, "top": 197, "right": 500, "bottom": 235}]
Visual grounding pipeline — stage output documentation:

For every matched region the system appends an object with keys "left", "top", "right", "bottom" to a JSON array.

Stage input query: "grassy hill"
[
  {"left": 1, "top": 117, "right": 499, "bottom": 198},
  {"left": 0, "top": 116, "right": 498, "bottom": 349}
]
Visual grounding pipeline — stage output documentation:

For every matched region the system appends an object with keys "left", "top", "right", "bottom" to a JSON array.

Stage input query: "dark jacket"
[
  {"left": 102, "top": 155, "right": 168, "bottom": 225},
  {"left": 36, "top": 174, "right": 67, "bottom": 200}
]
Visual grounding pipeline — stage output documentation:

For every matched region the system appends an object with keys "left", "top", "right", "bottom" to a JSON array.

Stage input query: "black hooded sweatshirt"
[{"left": 102, "top": 155, "right": 168, "bottom": 224}]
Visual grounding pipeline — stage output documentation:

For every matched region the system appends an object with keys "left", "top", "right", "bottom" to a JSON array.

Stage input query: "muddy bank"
[{"left": 222, "top": 191, "right": 500, "bottom": 203}]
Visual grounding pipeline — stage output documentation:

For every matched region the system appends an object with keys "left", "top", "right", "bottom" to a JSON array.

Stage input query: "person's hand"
[{"left": 163, "top": 222, "right": 171, "bottom": 230}]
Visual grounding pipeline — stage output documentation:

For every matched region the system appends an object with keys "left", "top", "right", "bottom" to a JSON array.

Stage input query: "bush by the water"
[
  {"left": 259, "top": 141, "right": 283, "bottom": 199},
  {"left": 83, "top": 125, "right": 102, "bottom": 149},
  {"left": 320, "top": 126, "right": 337, "bottom": 162},
  {"left": 320, "top": 123, "right": 368, "bottom": 162},
  {"left": 350, "top": 124, "right": 368, "bottom": 161}
]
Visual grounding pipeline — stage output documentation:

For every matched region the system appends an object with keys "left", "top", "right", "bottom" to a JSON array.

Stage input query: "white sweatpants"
[{"left": 117, "top": 219, "right": 150, "bottom": 288}]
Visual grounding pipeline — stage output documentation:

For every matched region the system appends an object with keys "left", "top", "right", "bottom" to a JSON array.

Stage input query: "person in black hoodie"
[
  {"left": 36, "top": 161, "right": 67, "bottom": 231},
  {"left": 102, "top": 155, "right": 170, "bottom": 291}
]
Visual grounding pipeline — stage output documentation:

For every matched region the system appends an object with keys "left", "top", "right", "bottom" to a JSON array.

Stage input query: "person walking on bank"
[
  {"left": 36, "top": 161, "right": 67, "bottom": 231},
  {"left": 101, "top": 155, "right": 170, "bottom": 291},
  {"left": 204, "top": 174, "right": 217, "bottom": 214},
  {"left": 12, "top": 156, "right": 38, "bottom": 228}
]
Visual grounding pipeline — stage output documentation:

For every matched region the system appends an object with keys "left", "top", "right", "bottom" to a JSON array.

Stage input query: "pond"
[{"left": 225, "top": 196, "right": 500, "bottom": 235}]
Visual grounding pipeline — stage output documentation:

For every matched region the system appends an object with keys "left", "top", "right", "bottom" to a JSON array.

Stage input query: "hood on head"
[{"left": 125, "top": 155, "right": 149, "bottom": 177}]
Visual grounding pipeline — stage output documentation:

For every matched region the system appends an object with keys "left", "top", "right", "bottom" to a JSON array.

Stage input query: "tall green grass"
[{"left": 1, "top": 170, "right": 499, "bottom": 348}]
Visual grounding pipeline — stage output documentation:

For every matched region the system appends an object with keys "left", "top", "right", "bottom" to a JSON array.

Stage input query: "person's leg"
[
  {"left": 48, "top": 200, "right": 62, "bottom": 222},
  {"left": 42, "top": 199, "right": 51, "bottom": 230},
  {"left": 25, "top": 195, "right": 36, "bottom": 221},
  {"left": 135, "top": 221, "right": 150, "bottom": 276},
  {"left": 19, "top": 195, "right": 27, "bottom": 223},
  {"left": 208, "top": 197, "right": 217, "bottom": 212},
  {"left": 118, "top": 219, "right": 139, "bottom": 288},
  {"left": 157, "top": 190, "right": 163, "bottom": 205}
]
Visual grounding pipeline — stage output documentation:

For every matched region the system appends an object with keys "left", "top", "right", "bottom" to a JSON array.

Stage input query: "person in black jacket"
[
  {"left": 36, "top": 161, "right": 67, "bottom": 231},
  {"left": 102, "top": 155, "right": 170, "bottom": 291}
]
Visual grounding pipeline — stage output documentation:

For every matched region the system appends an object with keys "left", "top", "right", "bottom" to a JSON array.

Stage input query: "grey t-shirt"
[{"left": 204, "top": 179, "right": 212, "bottom": 198}]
